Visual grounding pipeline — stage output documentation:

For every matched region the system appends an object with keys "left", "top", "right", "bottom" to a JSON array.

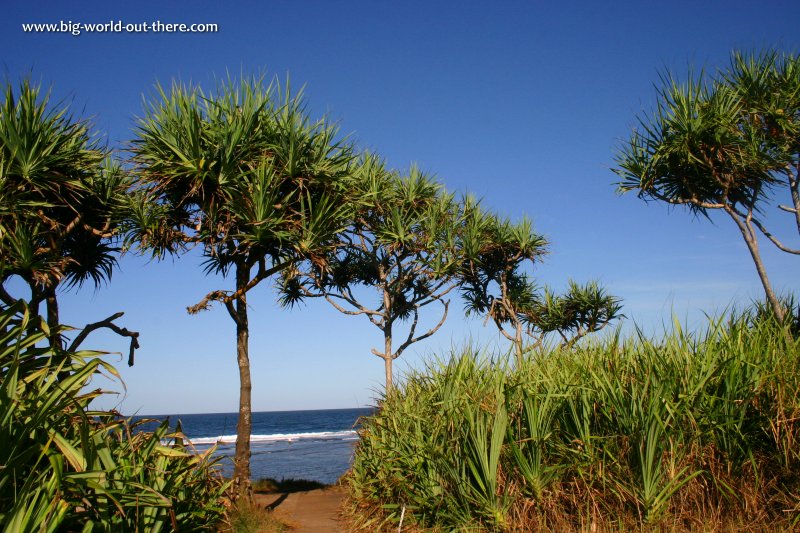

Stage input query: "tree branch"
[
  {"left": 370, "top": 347, "right": 384, "bottom": 358},
  {"left": 394, "top": 299, "right": 449, "bottom": 359},
  {"left": 68, "top": 312, "right": 141, "bottom": 367},
  {"left": 186, "top": 259, "right": 292, "bottom": 324},
  {"left": 562, "top": 318, "right": 613, "bottom": 348},
  {"left": 323, "top": 294, "right": 380, "bottom": 317},
  {"left": 731, "top": 206, "right": 800, "bottom": 254},
  {"left": 412, "top": 280, "right": 458, "bottom": 307},
  {"left": 646, "top": 190, "right": 726, "bottom": 210},
  {"left": 82, "top": 223, "right": 117, "bottom": 239},
  {"left": 0, "top": 284, "right": 17, "bottom": 307},
  {"left": 227, "top": 259, "right": 292, "bottom": 302},
  {"left": 325, "top": 288, "right": 373, "bottom": 314},
  {"left": 493, "top": 316, "right": 517, "bottom": 342},
  {"left": 59, "top": 212, "right": 84, "bottom": 240}
]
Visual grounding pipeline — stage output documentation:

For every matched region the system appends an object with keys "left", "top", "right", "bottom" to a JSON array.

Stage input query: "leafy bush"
[
  {"left": 346, "top": 312, "right": 800, "bottom": 531},
  {"left": 0, "top": 302, "right": 229, "bottom": 532}
]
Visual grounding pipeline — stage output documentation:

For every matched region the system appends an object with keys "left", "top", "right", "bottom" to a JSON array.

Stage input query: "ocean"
[{"left": 137, "top": 407, "right": 373, "bottom": 485}]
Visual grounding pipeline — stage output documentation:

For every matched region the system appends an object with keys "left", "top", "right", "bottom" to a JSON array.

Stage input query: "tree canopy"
[
  {"left": 130, "top": 75, "right": 356, "bottom": 499},
  {"left": 460, "top": 206, "right": 622, "bottom": 361},
  {"left": 280, "top": 155, "right": 462, "bottom": 390},
  {"left": 0, "top": 80, "right": 138, "bottom": 359},
  {"left": 614, "top": 50, "right": 800, "bottom": 322}
]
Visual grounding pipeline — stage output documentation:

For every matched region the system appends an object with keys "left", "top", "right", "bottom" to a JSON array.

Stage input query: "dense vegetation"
[
  {"left": 0, "top": 302, "right": 228, "bottom": 531},
  {"left": 346, "top": 311, "right": 800, "bottom": 531}
]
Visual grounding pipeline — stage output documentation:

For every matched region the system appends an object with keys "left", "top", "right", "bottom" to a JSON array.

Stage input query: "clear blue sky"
[{"left": 2, "top": 1, "right": 798, "bottom": 414}]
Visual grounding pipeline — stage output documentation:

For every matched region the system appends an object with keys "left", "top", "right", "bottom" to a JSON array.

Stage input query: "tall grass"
[
  {"left": 346, "top": 312, "right": 800, "bottom": 531},
  {"left": 0, "top": 302, "right": 229, "bottom": 531}
]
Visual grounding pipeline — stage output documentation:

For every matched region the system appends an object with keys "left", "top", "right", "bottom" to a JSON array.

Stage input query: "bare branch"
[
  {"left": 68, "top": 312, "right": 141, "bottom": 367},
  {"left": 226, "top": 260, "right": 292, "bottom": 302},
  {"left": 323, "top": 294, "right": 380, "bottom": 317},
  {"left": 394, "top": 299, "right": 449, "bottom": 359},
  {"left": 396, "top": 307, "right": 420, "bottom": 356},
  {"left": 186, "top": 259, "right": 293, "bottom": 324},
  {"left": 60, "top": 213, "right": 84, "bottom": 239},
  {"left": 748, "top": 215, "right": 800, "bottom": 254},
  {"left": 370, "top": 347, "right": 385, "bottom": 358},
  {"left": 731, "top": 205, "right": 800, "bottom": 254},
  {"left": 325, "top": 287, "right": 374, "bottom": 314},
  {"left": 412, "top": 280, "right": 458, "bottom": 307},
  {"left": 223, "top": 300, "right": 238, "bottom": 324},
  {"left": 81, "top": 223, "right": 116, "bottom": 239},
  {"left": 647, "top": 190, "right": 726, "bottom": 210},
  {"left": 562, "top": 318, "right": 613, "bottom": 348},
  {"left": 521, "top": 334, "right": 543, "bottom": 354},
  {"left": 493, "top": 316, "right": 517, "bottom": 342},
  {"left": 187, "top": 289, "right": 228, "bottom": 314}
]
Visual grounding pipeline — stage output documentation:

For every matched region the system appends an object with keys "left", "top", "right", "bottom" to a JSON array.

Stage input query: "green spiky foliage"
[
  {"left": 130, "top": 74, "right": 355, "bottom": 498},
  {"left": 0, "top": 81, "right": 134, "bottom": 349},
  {"left": 346, "top": 311, "right": 800, "bottom": 531},
  {"left": 280, "top": 154, "right": 463, "bottom": 391},
  {"left": 614, "top": 50, "right": 800, "bottom": 323},
  {"left": 534, "top": 280, "right": 624, "bottom": 348},
  {"left": 0, "top": 301, "right": 228, "bottom": 532},
  {"left": 460, "top": 206, "right": 622, "bottom": 362}
]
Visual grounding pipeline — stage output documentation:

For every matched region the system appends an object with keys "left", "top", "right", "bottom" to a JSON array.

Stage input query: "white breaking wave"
[{"left": 188, "top": 429, "right": 358, "bottom": 445}]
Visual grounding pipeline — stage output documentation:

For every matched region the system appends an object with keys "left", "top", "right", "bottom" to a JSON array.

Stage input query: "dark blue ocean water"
[{"left": 136, "top": 408, "right": 373, "bottom": 484}]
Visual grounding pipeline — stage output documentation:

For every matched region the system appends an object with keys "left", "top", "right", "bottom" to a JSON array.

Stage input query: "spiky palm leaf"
[{"left": 0, "top": 81, "right": 131, "bottom": 305}]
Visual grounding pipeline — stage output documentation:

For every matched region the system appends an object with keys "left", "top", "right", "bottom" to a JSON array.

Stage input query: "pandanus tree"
[
  {"left": 130, "top": 76, "right": 354, "bottom": 499},
  {"left": 0, "top": 80, "right": 139, "bottom": 360},
  {"left": 280, "top": 156, "right": 461, "bottom": 391},
  {"left": 614, "top": 50, "right": 800, "bottom": 323},
  {"left": 460, "top": 206, "right": 622, "bottom": 362}
]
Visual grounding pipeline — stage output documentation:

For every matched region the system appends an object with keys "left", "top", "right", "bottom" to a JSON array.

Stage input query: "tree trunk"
[
  {"left": 726, "top": 208, "right": 785, "bottom": 322},
  {"left": 45, "top": 284, "right": 62, "bottom": 350},
  {"left": 382, "top": 280, "right": 394, "bottom": 393},
  {"left": 384, "top": 327, "right": 393, "bottom": 392},
  {"left": 514, "top": 321, "right": 524, "bottom": 367},
  {"left": 44, "top": 282, "right": 72, "bottom": 381},
  {"left": 790, "top": 167, "right": 800, "bottom": 235},
  {"left": 232, "top": 262, "right": 252, "bottom": 501}
]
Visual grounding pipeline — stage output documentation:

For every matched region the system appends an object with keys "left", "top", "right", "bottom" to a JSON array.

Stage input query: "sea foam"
[{"left": 188, "top": 429, "right": 358, "bottom": 445}]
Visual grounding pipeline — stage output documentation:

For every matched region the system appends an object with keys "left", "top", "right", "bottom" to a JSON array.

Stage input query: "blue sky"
[{"left": 2, "top": 1, "right": 798, "bottom": 414}]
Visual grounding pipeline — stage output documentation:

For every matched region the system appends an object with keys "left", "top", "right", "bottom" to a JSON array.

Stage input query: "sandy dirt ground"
[{"left": 255, "top": 486, "right": 346, "bottom": 532}]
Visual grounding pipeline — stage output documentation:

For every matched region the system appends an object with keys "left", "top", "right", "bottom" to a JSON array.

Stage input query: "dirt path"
[{"left": 255, "top": 486, "right": 345, "bottom": 532}]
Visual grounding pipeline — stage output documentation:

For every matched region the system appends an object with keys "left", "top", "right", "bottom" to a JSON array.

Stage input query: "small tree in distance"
[
  {"left": 280, "top": 156, "right": 462, "bottom": 391},
  {"left": 460, "top": 207, "right": 622, "bottom": 362},
  {"left": 614, "top": 50, "right": 799, "bottom": 323}
]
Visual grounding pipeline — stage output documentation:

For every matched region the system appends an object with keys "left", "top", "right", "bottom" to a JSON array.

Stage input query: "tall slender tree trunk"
[
  {"left": 383, "top": 327, "right": 393, "bottom": 392},
  {"left": 233, "top": 262, "right": 252, "bottom": 501},
  {"left": 726, "top": 208, "right": 786, "bottom": 322},
  {"left": 790, "top": 167, "right": 800, "bottom": 235},
  {"left": 514, "top": 321, "right": 524, "bottom": 367},
  {"left": 45, "top": 284, "right": 61, "bottom": 350},
  {"left": 44, "top": 282, "right": 73, "bottom": 381},
  {"left": 382, "top": 280, "right": 395, "bottom": 393}
]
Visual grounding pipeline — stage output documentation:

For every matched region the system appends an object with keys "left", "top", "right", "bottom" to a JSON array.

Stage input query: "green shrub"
[
  {"left": 347, "top": 313, "right": 800, "bottom": 531},
  {"left": 0, "top": 302, "right": 229, "bottom": 532}
]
